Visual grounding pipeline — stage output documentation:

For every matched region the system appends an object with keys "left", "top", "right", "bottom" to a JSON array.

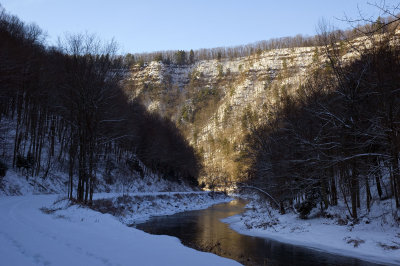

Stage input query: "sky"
[{"left": 1, "top": 0, "right": 399, "bottom": 54}]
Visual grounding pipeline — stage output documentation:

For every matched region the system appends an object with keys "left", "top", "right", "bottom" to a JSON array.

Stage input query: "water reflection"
[{"left": 136, "top": 199, "right": 383, "bottom": 266}]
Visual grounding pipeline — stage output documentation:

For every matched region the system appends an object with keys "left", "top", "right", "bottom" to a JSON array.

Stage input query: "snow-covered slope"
[
  {"left": 223, "top": 198, "right": 400, "bottom": 265},
  {"left": 0, "top": 166, "right": 195, "bottom": 197},
  {"left": 0, "top": 194, "right": 240, "bottom": 266},
  {"left": 0, "top": 115, "right": 197, "bottom": 198}
]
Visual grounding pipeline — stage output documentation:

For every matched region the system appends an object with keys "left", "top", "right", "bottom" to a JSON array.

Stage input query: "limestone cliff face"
[{"left": 123, "top": 42, "right": 357, "bottom": 186}]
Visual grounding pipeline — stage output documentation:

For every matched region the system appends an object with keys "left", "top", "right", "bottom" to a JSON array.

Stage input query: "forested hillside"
[
  {"left": 125, "top": 13, "right": 400, "bottom": 220},
  {"left": 0, "top": 7, "right": 199, "bottom": 201},
  {"left": 125, "top": 18, "right": 396, "bottom": 183},
  {"left": 243, "top": 33, "right": 400, "bottom": 219}
]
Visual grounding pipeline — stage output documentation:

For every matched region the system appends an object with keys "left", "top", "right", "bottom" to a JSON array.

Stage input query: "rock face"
[{"left": 123, "top": 41, "right": 361, "bottom": 186}]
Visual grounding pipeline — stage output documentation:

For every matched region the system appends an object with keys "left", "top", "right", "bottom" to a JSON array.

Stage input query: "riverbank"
[
  {"left": 0, "top": 194, "right": 239, "bottom": 266},
  {"left": 223, "top": 198, "right": 400, "bottom": 265},
  {"left": 89, "top": 191, "right": 232, "bottom": 224}
]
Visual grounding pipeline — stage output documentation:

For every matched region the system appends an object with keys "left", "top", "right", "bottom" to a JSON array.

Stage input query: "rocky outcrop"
[{"left": 124, "top": 34, "right": 386, "bottom": 186}]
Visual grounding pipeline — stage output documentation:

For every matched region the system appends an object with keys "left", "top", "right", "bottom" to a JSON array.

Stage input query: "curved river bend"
[{"left": 136, "top": 199, "right": 383, "bottom": 266}]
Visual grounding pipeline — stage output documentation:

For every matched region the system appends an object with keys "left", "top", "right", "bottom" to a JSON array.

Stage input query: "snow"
[
  {"left": 0, "top": 125, "right": 237, "bottom": 265},
  {"left": 0, "top": 194, "right": 240, "bottom": 266},
  {"left": 223, "top": 198, "right": 400, "bottom": 266},
  {"left": 90, "top": 191, "right": 232, "bottom": 224},
  {"left": 0, "top": 166, "right": 195, "bottom": 197},
  {"left": 0, "top": 115, "right": 196, "bottom": 198},
  {"left": 0, "top": 169, "right": 69, "bottom": 196}
]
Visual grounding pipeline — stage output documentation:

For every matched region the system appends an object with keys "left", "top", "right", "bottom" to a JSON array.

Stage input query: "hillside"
[
  {"left": 124, "top": 34, "right": 376, "bottom": 186},
  {"left": 0, "top": 7, "right": 200, "bottom": 199}
]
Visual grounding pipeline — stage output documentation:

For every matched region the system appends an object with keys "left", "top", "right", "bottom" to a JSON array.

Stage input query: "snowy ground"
[
  {"left": 0, "top": 168, "right": 195, "bottom": 197},
  {"left": 0, "top": 154, "right": 239, "bottom": 265},
  {"left": 89, "top": 191, "right": 232, "bottom": 224},
  {"left": 0, "top": 194, "right": 240, "bottom": 266},
  {"left": 223, "top": 198, "right": 400, "bottom": 265}
]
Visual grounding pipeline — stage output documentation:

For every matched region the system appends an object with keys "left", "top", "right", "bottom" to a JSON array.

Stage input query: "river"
[{"left": 136, "top": 199, "right": 383, "bottom": 266}]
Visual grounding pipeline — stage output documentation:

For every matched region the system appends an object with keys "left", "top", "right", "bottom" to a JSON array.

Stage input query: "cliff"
[{"left": 123, "top": 33, "right": 386, "bottom": 187}]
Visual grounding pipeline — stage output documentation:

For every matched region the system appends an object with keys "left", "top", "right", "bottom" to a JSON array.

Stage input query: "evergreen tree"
[
  {"left": 189, "top": 49, "right": 195, "bottom": 64},
  {"left": 175, "top": 50, "right": 186, "bottom": 65}
]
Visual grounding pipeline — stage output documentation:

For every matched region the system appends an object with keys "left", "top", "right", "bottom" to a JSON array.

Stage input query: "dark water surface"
[{"left": 136, "top": 199, "right": 383, "bottom": 266}]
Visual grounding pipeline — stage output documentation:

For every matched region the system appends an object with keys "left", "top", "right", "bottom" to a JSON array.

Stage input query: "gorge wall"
[{"left": 123, "top": 38, "right": 367, "bottom": 187}]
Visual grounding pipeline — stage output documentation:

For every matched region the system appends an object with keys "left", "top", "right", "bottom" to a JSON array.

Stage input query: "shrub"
[
  {"left": 0, "top": 160, "right": 7, "bottom": 177},
  {"left": 16, "top": 153, "right": 34, "bottom": 171},
  {"left": 295, "top": 190, "right": 319, "bottom": 219},
  {"left": 126, "top": 158, "right": 144, "bottom": 178},
  {"left": 295, "top": 200, "right": 315, "bottom": 219}
]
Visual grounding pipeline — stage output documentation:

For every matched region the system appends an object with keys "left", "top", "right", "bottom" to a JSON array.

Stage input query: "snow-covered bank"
[
  {"left": 0, "top": 167, "right": 195, "bottom": 197},
  {"left": 90, "top": 191, "right": 232, "bottom": 224},
  {"left": 0, "top": 194, "right": 240, "bottom": 266},
  {"left": 223, "top": 199, "right": 400, "bottom": 265}
]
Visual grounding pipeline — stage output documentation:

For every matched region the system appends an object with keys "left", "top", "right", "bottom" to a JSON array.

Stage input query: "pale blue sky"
[{"left": 1, "top": 0, "right": 398, "bottom": 53}]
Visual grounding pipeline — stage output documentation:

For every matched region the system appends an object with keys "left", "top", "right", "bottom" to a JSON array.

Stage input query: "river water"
[{"left": 136, "top": 199, "right": 382, "bottom": 266}]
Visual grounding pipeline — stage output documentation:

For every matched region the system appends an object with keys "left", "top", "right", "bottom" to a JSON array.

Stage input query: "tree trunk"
[
  {"left": 350, "top": 164, "right": 358, "bottom": 220},
  {"left": 321, "top": 177, "right": 329, "bottom": 209},
  {"left": 375, "top": 167, "right": 383, "bottom": 199},
  {"left": 330, "top": 174, "right": 338, "bottom": 205},
  {"left": 393, "top": 152, "right": 400, "bottom": 208},
  {"left": 365, "top": 176, "right": 371, "bottom": 212}
]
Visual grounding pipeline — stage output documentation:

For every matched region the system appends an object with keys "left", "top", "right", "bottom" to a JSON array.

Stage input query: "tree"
[
  {"left": 189, "top": 49, "right": 195, "bottom": 64},
  {"left": 58, "top": 33, "right": 126, "bottom": 203},
  {"left": 242, "top": 15, "right": 400, "bottom": 219},
  {"left": 154, "top": 53, "right": 163, "bottom": 62},
  {"left": 174, "top": 50, "right": 186, "bottom": 65},
  {"left": 0, "top": 6, "right": 202, "bottom": 206},
  {"left": 217, "top": 51, "right": 222, "bottom": 61}
]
